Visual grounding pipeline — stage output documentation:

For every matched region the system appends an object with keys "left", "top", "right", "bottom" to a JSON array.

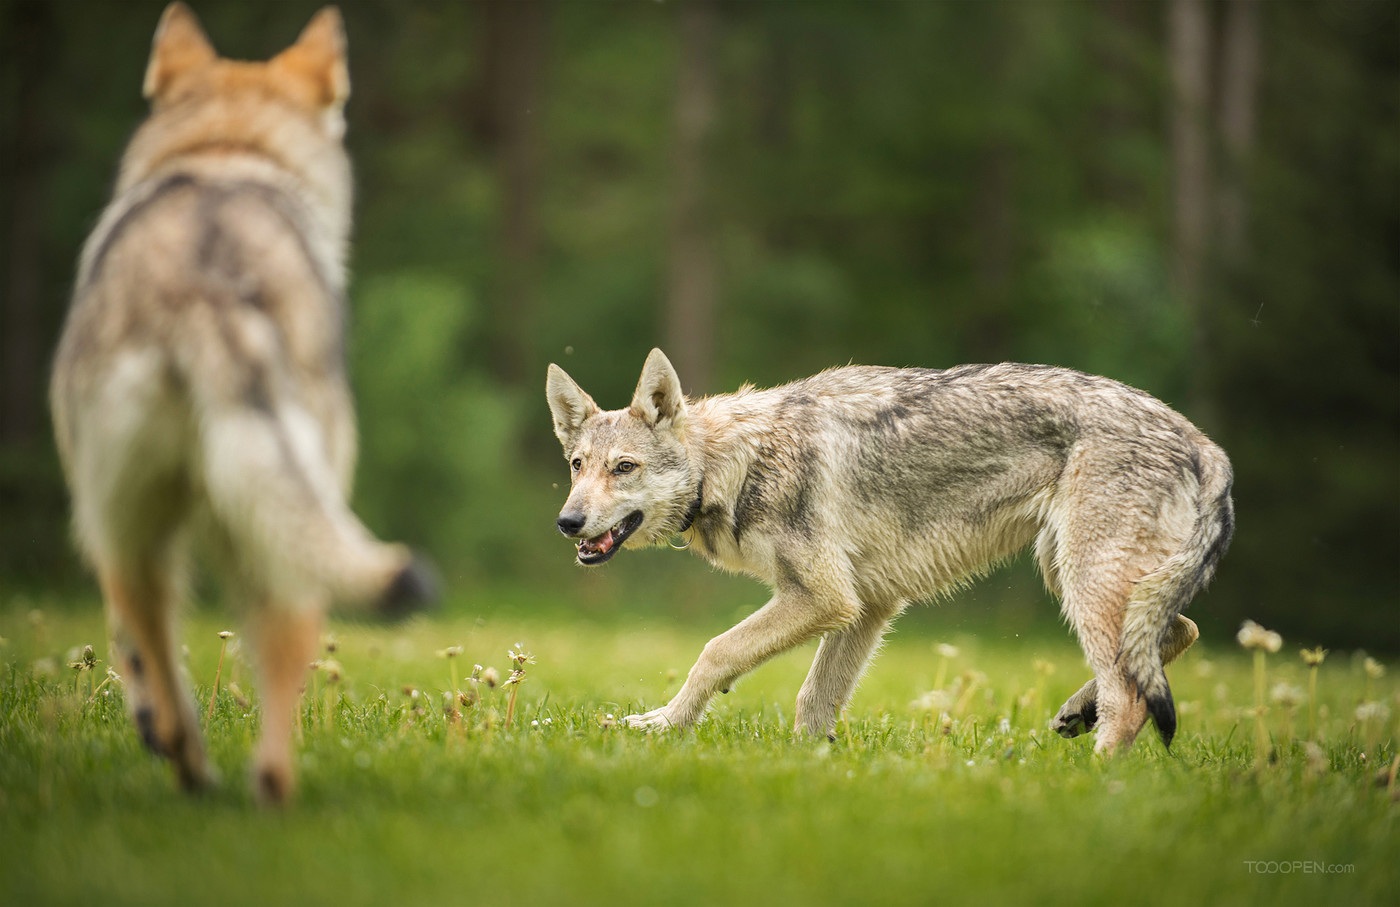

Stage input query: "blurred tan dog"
[
  {"left": 548, "top": 349, "right": 1232, "bottom": 754},
  {"left": 50, "top": 3, "right": 434, "bottom": 804}
]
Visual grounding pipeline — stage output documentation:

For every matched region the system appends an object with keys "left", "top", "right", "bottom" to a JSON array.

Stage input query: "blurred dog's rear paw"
[{"left": 377, "top": 554, "right": 440, "bottom": 619}]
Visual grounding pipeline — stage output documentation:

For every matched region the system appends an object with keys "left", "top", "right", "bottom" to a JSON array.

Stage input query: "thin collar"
[{"left": 677, "top": 478, "right": 704, "bottom": 532}]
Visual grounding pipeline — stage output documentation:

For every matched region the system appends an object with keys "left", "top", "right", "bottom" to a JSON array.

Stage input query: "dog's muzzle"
[{"left": 566, "top": 510, "right": 644, "bottom": 566}]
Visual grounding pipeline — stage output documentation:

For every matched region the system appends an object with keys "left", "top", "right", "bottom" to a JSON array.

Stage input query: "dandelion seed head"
[
  {"left": 910, "top": 689, "right": 954, "bottom": 713},
  {"left": 936, "top": 643, "right": 960, "bottom": 660},
  {"left": 1300, "top": 647, "right": 1328, "bottom": 667},
  {"left": 1364, "top": 657, "right": 1386, "bottom": 680},
  {"left": 482, "top": 667, "right": 500, "bottom": 688},
  {"left": 218, "top": 630, "right": 234, "bottom": 640},
  {"left": 1237, "top": 620, "right": 1282, "bottom": 652},
  {"left": 1304, "top": 741, "right": 1329, "bottom": 775},
  {"left": 1270, "top": 682, "right": 1304, "bottom": 708},
  {"left": 1355, "top": 701, "right": 1391, "bottom": 723}
]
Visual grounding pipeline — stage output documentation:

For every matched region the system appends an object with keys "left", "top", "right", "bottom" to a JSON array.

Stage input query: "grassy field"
[{"left": 1, "top": 594, "right": 1396, "bottom": 906}]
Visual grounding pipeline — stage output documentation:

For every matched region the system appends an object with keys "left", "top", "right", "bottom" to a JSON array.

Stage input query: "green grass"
[{"left": 1, "top": 597, "right": 1396, "bottom": 906}]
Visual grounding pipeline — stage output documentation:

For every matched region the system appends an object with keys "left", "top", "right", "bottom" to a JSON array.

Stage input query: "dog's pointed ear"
[
  {"left": 547, "top": 364, "right": 600, "bottom": 449},
  {"left": 273, "top": 6, "right": 350, "bottom": 109},
  {"left": 630, "top": 348, "right": 687, "bottom": 431},
  {"left": 143, "top": 3, "right": 217, "bottom": 101}
]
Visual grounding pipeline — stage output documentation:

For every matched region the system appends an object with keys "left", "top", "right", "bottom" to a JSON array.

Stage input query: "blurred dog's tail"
[{"left": 181, "top": 323, "right": 437, "bottom": 617}]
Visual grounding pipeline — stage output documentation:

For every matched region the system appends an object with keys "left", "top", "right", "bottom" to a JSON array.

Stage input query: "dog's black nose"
[{"left": 557, "top": 512, "right": 586, "bottom": 536}]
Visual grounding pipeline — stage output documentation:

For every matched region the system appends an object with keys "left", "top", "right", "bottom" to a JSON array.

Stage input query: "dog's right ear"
[
  {"left": 143, "top": 3, "right": 217, "bottom": 102},
  {"left": 546, "top": 364, "right": 600, "bottom": 450}
]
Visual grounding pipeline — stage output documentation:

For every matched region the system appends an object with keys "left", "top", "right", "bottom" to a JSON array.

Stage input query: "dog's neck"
[{"left": 677, "top": 478, "right": 704, "bottom": 533}]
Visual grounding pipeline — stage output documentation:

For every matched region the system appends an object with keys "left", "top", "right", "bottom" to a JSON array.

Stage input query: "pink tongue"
[{"left": 586, "top": 529, "right": 615, "bottom": 554}]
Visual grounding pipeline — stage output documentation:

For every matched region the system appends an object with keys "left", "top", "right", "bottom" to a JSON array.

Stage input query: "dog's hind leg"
[
  {"left": 795, "top": 600, "right": 903, "bottom": 740},
  {"left": 1051, "top": 614, "right": 1199, "bottom": 738},
  {"left": 99, "top": 556, "right": 210, "bottom": 791},
  {"left": 247, "top": 602, "right": 323, "bottom": 806},
  {"left": 1065, "top": 582, "right": 1148, "bottom": 756}
]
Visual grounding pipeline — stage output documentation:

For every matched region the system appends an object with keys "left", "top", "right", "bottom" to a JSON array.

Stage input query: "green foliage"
[
  {"left": 350, "top": 271, "right": 548, "bottom": 578},
  {"left": 1029, "top": 216, "right": 1191, "bottom": 399},
  {"left": 0, "top": 0, "right": 1394, "bottom": 645},
  {"left": 2, "top": 602, "right": 1397, "bottom": 905}
]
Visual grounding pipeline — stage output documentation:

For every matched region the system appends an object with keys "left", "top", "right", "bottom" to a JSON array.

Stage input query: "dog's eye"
[
  {"left": 615, "top": 461, "right": 637, "bottom": 474},
  {"left": 570, "top": 458, "right": 582, "bottom": 471}
]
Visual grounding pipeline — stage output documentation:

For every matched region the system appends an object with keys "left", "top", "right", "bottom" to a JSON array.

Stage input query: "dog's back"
[{"left": 50, "top": 3, "right": 431, "bottom": 803}]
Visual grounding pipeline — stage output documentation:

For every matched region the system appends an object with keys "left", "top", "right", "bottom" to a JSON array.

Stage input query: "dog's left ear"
[{"left": 630, "top": 348, "right": 687, "bottom": 431}]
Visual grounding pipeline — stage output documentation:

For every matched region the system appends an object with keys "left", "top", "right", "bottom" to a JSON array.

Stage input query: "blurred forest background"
[{"left": 0, "top": 0, "right": 1395, "bottom": 647}]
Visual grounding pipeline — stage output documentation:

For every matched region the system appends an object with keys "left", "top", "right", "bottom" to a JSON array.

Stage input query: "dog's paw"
[
  {"left": 623, "top": 707, "right": 679, "bottom": 731},
  {"left": 1050, "top": 697, "right": 1098, "bottom": 739}
]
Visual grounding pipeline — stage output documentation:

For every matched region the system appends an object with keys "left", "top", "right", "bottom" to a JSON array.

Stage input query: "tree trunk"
[
  {"left": 972, "top": 7, "right": 1014, "bottom": 362},
  {"left": 481, "top": 0, "right": 547, "bottom": 387},
  {"left": 1168, "top": 0, "right": 1211, "bottom": 312},
  {"left": 665, "top": 0, "right": 719, "bottom": 397},
  {"left": 1218, "top": 0, "right": 1261, "bottom": 260},
  {"left": 1091, "top": 0, "right": 1143, "bottom": 207},
  {"left": 2, "top": 1, "right": 51, "bottom": 445},
  {"left": 1168, "top": 0, "right": 1215, "bottom": 420}
]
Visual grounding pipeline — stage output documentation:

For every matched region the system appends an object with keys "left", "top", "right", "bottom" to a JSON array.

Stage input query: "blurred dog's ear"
[
  {"left": 272, "top": 6, "right": 350, "bottom": 109},
  {"left": 143, "top": 3, "right": 217, "bottom": 102}
]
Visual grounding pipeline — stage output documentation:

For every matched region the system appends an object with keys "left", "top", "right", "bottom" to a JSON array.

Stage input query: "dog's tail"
[
  {"left": 1118, "top": 441, "right": 1234, "bottom": 748},
  {"left": 179, "top": 318, "right": 438, "bottom": 618}
]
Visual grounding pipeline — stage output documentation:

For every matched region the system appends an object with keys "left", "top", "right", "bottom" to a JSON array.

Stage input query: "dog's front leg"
[
  {"left": 625, "top": 589, "right": 853, "bottom": 730},
  {"left": 794, "top": 602, "right": 902, "bottom": 739}
]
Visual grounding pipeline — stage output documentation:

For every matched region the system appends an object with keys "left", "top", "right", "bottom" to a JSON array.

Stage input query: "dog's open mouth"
[{"left": 576, "top": 511, "right": 644, "bottom": 566}]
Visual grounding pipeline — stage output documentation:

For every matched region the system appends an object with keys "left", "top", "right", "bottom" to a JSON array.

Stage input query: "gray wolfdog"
[
  {"left": 547, "top": 349, "right": 1233, "bottom": 753},
  {"left": 50, "top": 3, "right": 433, "bottom": 803}
]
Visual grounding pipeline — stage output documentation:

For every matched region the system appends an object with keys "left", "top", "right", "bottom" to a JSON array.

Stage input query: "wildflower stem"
[
  {"left": 207, "top": 637, "right": 229, "bottom": 726},
  {"left": 1253, "top": 649, "right": 1268, "bottom": 769},
  {"left": 1307, "top": 664, "right": 1318, "bottom": 741},
  {"left": 88, "top": 675, "right": 112, "bottom": 702}
]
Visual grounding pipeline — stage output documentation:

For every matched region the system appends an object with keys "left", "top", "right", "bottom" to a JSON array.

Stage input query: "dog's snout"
[{"left": 557, "top": 512, "right": 586, "bottom": 536}]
